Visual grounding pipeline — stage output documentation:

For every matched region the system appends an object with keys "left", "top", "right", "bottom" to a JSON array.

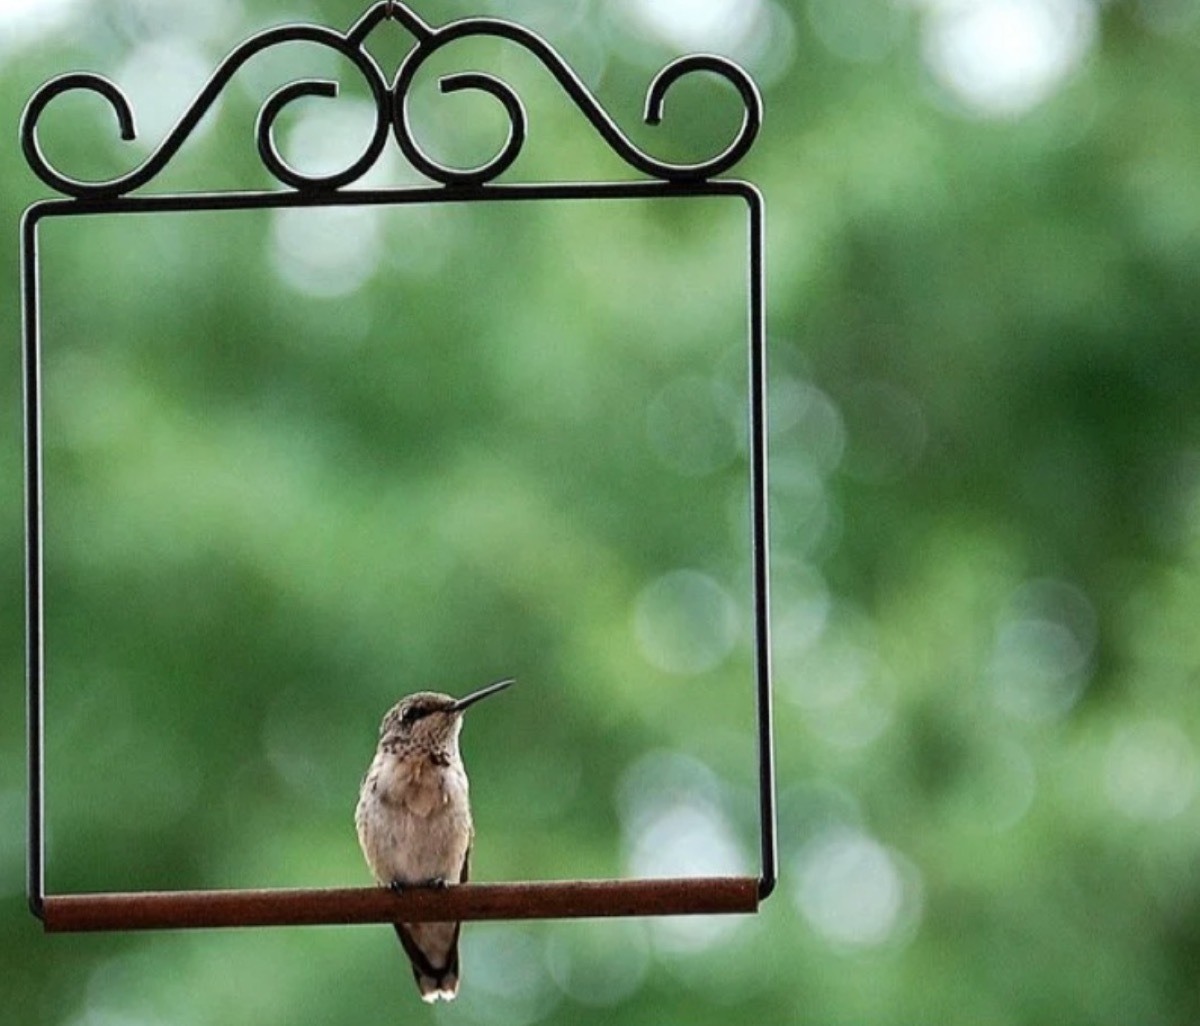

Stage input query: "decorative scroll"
[{"left": 20, "top": 0, "right": 763, "bottom": 199}]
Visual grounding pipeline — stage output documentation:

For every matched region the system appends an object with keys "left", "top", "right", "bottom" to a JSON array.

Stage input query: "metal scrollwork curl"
[
  {"left": 19, "top": 1, "right": 762, "bottom": 198},
  {"left": 393, "top": 64, "right": 528, "bottom": 187},
  {"left": 21, "top": 25, "right": 390, "bottom": 199},
  {"left": 643, "top": 54, "right": 762, "bottom": 181},
  {"left": 392, "top": 16, "right": 763, "bottom": 187}
]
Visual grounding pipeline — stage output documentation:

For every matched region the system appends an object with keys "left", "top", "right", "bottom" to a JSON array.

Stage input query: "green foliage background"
[{"left": 3, "top": 0, "right": 1200, "bottom": 1023}]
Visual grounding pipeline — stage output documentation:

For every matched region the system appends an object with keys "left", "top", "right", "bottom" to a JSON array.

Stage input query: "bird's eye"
[{"left": 400, "top": 706, "right": 420, "bottom": 725}]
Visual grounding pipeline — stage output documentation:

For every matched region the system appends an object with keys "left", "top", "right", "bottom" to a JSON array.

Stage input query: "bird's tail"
[{"left": 394, "top": 922, "right": 461, "bottom": 1003}]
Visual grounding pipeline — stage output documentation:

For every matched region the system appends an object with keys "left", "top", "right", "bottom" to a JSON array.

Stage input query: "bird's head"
[{"left": 379, "top": 678, "right": 514, "bottom": 752}]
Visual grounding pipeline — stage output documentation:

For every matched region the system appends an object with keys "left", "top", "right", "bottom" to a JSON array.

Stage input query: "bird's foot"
[{"left": 389, "top": 876, "right": 450, "bottom": 892}]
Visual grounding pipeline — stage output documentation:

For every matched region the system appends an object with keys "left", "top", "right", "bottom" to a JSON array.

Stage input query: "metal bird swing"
[{"left": 19, "top": 0, "right": 777, "bottom": 933}]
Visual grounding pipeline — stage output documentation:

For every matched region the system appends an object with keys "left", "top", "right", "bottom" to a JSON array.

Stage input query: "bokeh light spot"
[
  {"left": 770, "top": 558, "right": 832, "bottom": 658},
  {"left": 781, "top": 608, "right": 895, "bottom": 751},
  {"left": 989, "top": 579, "right": 1095, "bottom": 722},
  {"left": 770, "top": 376, "right": 846, "bottom": 475},
  {"left": 270, "top": 206, "right": 382, "bottom": 298},
  {"left": 618, "top": 752, "right": 748, "bottom": 954},
  {"left": 633, "top": 570, "right": 739, "bottom": 675},
  {"left": 612, "top": 0, "right": 764, "bottom": 52},
  {"left": 793, "top": 828, "right": 923, "bottom": 950},
  {"left": 115, "top": 38, "right": 218, "bottom": 150},
  {"left": 453, "top": 924, "right": 560, "bottom": 1025},
  {"left": 1105, "top": 720, "right": 1198, "bottom": 822},
  {"left": 545, "top": 921, "right": 650, "bottom": 1007},
  {"left": 618, "top": 752, "right": 745, "bottom": 876},
  {"left": 646, "top": 375, "right": 742, "bottom": 477},
  {"left": 919, "top": 0, "right": 1096, "bottom": 117},
  {"left": 278, "top": 98, "right": 394, "bottom": 186},
  {"left": 0, "top": 0, "right": 82, "bottom": 55}
]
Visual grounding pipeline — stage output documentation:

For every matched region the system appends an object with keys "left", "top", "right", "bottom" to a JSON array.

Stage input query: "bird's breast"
[{"left": 356, "top": 752, "right": 472, "bottom": 886}]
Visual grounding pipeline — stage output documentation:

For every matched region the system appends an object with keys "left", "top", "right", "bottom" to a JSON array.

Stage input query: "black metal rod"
[
  {"left": 42, "top": 879, "right": 761, "bottom": 932},
  {"left": 21, "top": 208, "right": 45, "bottom": 920},
  {"left": 745, "top": 187, "right": 777, "bottom": 900},
  {"left": 23, "top": 179, "right": 761, "bottom": 223}
]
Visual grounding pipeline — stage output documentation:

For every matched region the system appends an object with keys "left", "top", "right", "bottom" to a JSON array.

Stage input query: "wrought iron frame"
[{"left": 20, "top": 0, "right": 775, "bottom": 932}]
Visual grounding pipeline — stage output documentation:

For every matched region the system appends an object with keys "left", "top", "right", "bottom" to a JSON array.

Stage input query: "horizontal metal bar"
[
  {"left": 41, "top": 878, "right": 760, "bottom": 932},
  {"left": 23, "top": 179, "right": 759, "bottom": 224}
]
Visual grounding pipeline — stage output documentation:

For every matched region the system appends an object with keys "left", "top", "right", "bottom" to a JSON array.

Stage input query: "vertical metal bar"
[
  {"left": 744, "top": 186, "right": 777, "bottom": 900},
  {"left": 21, "top": 206, "right": 46, "bottom": 920}
]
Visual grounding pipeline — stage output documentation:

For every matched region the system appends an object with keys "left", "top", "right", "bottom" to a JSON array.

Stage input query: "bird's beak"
[{"left": 451, "top": 677, "right": 515, "bottom": 713}]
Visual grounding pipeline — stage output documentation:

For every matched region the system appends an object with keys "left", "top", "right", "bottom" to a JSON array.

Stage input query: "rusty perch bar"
[{"left": 41, "top": 877, "right": 761, "bottom": 932}]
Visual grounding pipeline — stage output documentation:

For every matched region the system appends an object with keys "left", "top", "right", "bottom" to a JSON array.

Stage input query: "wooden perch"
[{"left": 40, "top": 877, "right": 761, "bottom": 932}]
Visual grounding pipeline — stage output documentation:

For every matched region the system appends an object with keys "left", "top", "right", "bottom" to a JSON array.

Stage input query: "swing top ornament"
[
  {"left": 21, "top": 0, "right": 763, "bottom": 199},
  {"left": 20, "top": 1, "right": 777, "bottom": 932}
]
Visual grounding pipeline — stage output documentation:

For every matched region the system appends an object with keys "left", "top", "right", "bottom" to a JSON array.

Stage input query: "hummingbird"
[{"left": 355, "top": 677, "right": 514, "bottom": 1003}]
